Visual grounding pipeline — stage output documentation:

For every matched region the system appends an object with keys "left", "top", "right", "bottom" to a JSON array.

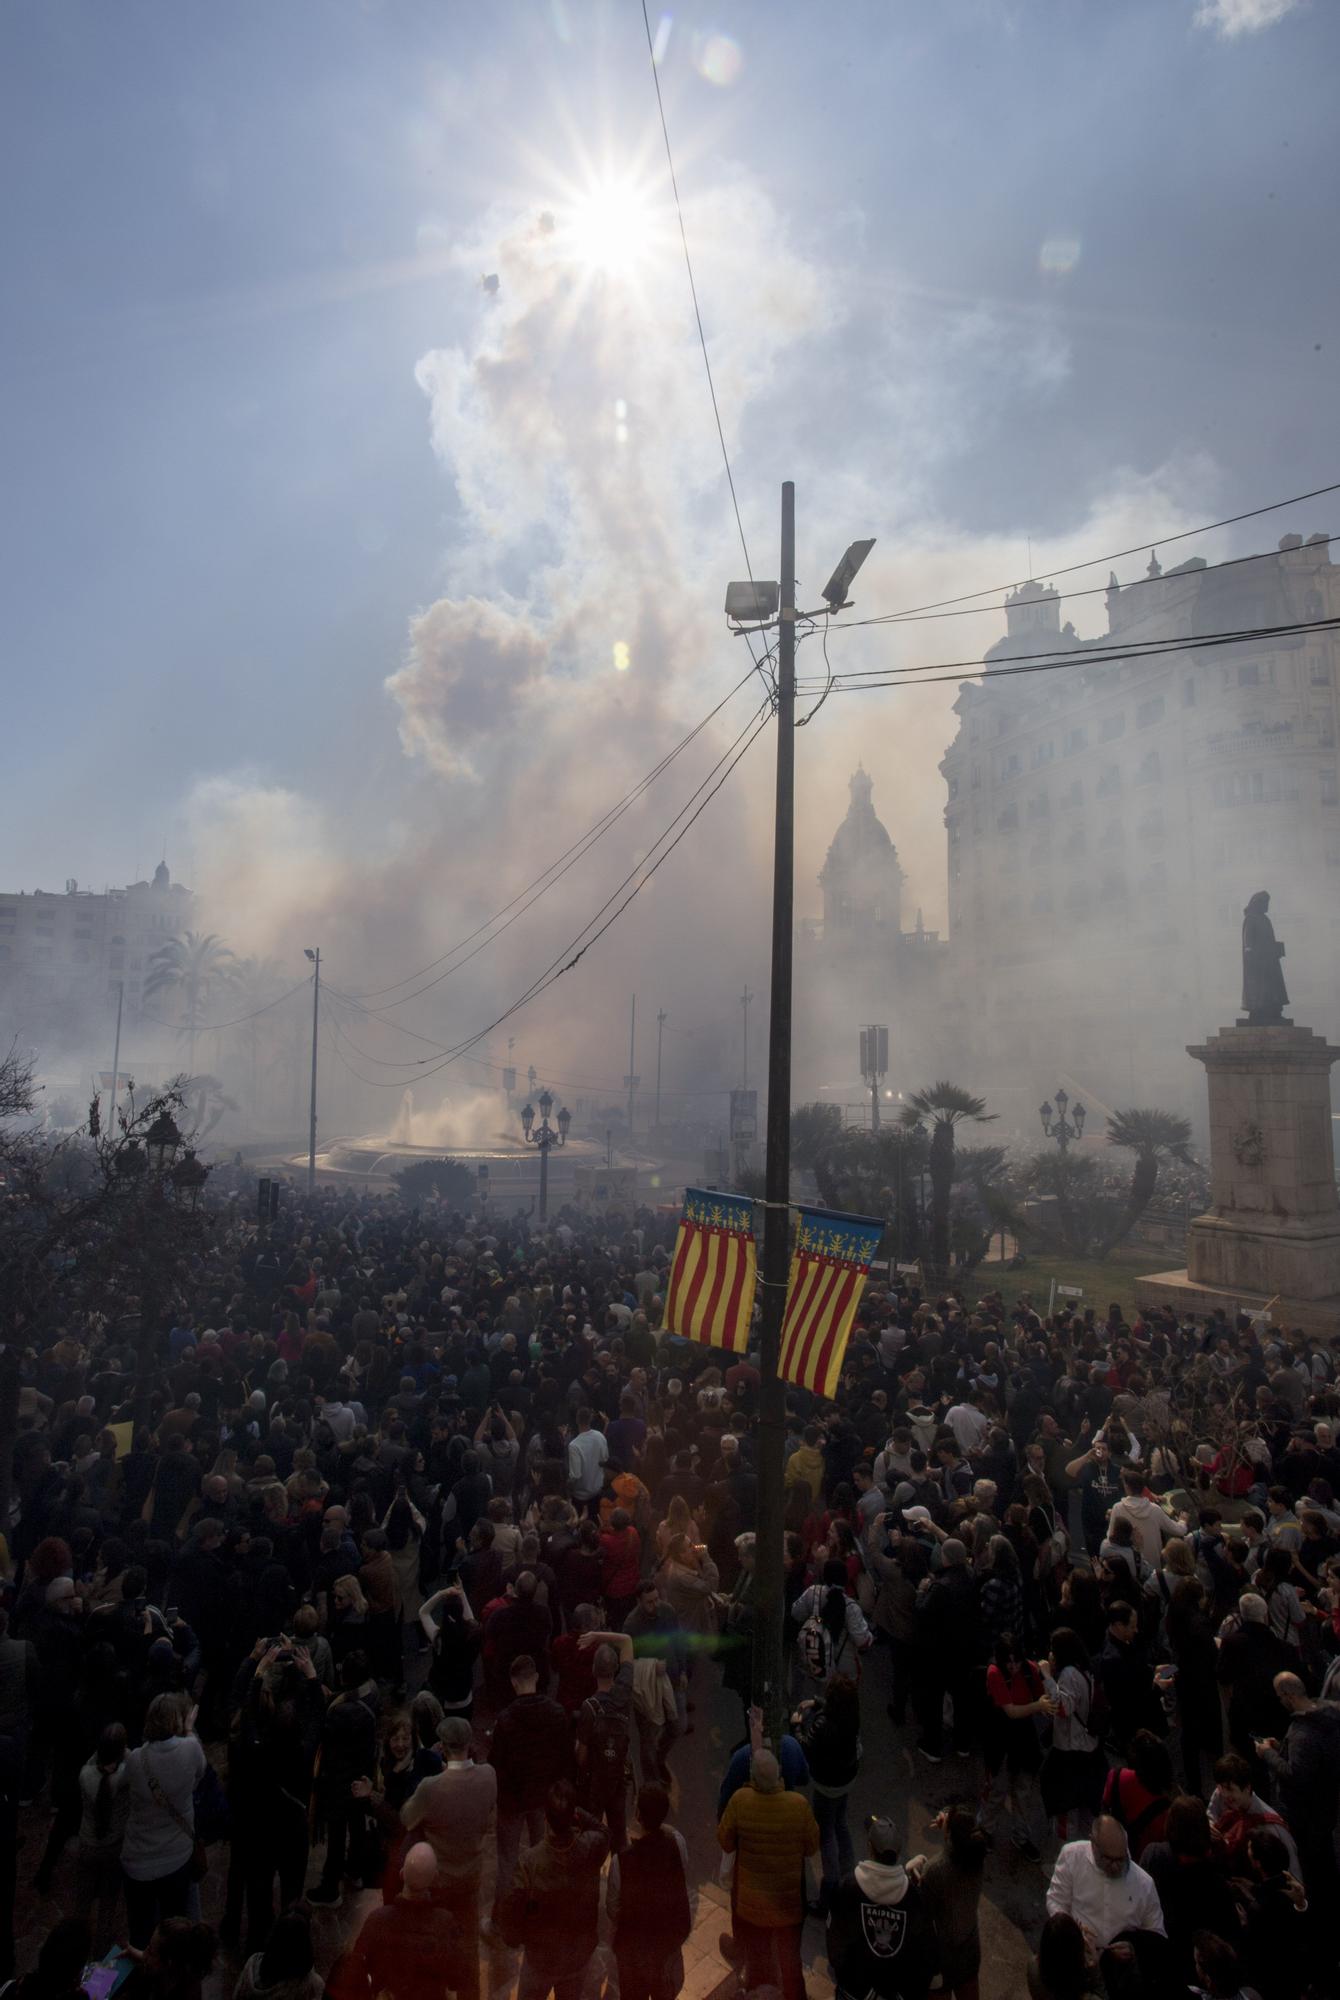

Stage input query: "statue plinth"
[{"left": 1142, "top": 1022, "right": 1340, "bottom": 1328}]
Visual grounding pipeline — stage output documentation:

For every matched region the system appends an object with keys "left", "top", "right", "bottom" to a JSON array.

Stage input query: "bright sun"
[{"left": 567, "top": 178, "right": 654, "bottom": 274}]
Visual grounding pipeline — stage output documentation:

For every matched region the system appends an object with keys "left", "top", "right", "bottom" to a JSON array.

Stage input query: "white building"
[{"left": 0, "top": 862, "right": 194, "bottom": 1050}]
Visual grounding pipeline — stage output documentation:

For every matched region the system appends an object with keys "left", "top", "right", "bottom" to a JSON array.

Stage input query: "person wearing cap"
[
  {"left": 393, "top": 1721, "right": 492, "bottom": 1999},
  {"left": 826, "top": 1816, "right": 936, "bottom": 2000}
]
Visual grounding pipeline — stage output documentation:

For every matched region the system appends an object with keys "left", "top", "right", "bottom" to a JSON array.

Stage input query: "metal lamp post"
[
  {"left": 1039, "top": 1086, "right": 1086, "bottom": 1153},
  {"left": 521, "top": 1088, "right": 571, "bottom": 1223}
]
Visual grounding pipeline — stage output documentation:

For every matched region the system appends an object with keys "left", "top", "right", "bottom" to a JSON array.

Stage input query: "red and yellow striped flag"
[
  {"left": 778, "top": 1206, "right": 883, "bottom": 1399},
  {"left": 663, "top": 1187, "right": 758, "bottom": 1355}
]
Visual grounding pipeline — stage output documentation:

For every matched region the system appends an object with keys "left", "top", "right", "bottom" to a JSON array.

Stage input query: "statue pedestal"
[{"left": 1141, "top": 1024, "right": 1340, "bottom": 1330}]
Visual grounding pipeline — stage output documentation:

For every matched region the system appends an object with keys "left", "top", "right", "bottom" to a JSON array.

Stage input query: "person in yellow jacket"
[
  {"left": 717, "top": 1741, "right": 820, "bottom": 2000},
  {"left": 784, "top": 1426, "right": 826, "bottom": 1508}
]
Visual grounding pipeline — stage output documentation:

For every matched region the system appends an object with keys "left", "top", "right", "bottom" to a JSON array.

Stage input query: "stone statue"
[{"left": 1241, "top": 890, "right": 1290, "bottom": 1025}]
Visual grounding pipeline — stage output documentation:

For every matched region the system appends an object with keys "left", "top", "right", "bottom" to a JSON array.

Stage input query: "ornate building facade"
[{"left": 939, "top": 530, "right": 1340, "bottom": 1130}]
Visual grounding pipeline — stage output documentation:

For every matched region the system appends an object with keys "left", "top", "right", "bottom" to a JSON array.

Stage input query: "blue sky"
[{"left": 3, "top": 0, "right": 1336, "bottom": 983}]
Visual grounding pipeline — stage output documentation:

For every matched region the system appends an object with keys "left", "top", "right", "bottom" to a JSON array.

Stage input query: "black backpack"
[{"left": 580, "top": 1691, "right": 630, "bottom": 1781}]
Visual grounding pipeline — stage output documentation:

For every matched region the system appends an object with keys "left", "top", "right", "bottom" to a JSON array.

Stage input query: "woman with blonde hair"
[
  {"left": 329, "top": 1573, "right": 369, "bottom": 1671},
  {"left": 656, "top": 1493, "right": 696, "bottom": 1562}
]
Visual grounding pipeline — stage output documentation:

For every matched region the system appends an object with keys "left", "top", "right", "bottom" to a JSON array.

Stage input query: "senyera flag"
[
  {"left": 663, "top": 1187, "right": 758, "bottom": 1355},
  {"left": 779, "top": 1205, "right": 883, "bottom": 1399}
]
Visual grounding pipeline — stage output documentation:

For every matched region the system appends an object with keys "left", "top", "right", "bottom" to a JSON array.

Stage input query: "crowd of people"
[{"left": 3, "top": 1183, "right": 1340, "bottom": 2000}]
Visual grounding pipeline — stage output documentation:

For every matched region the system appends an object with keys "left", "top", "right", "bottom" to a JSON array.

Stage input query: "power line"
[
  {"left": 337, "top": 671, "right": 759, "bottom": 1009},
  {"left": 797, "top": 615, "right": 1340, "bottom": 696},
  {"left": 794, "top": 612, "right": 1340, "bottom": 686},
  {"left": 827, "top": 532, "right": 1337, "bottom": 630},
  {"left": 328, "top": 697, "right": 772, "bottom": 1086},
  {"left": 637, "top": 0, "right": 774, "bottom": 701},
  {"left": 140, "top": 975, "right": 310, "bottom": 1035},
  {"left": 322, "top": 684, "right": 773, "bottom": 1060},
  {"left": 845, "top": 479, "right": 1340, "bottom": 626}
]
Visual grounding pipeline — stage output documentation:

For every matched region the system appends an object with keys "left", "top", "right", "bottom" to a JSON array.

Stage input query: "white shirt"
[
  {"left": 1105, "top": 1493, "right": 1187, "bottom": 1567},
  {"left": 1045, "top": 1840, "right": 1166, "bottom": 1950},
  {"left": 946, "top": 1402, "right": 991, "bottom": 1455},
  {"left": 567, "top": 1428, "right": 609, "bottom": 1499}
]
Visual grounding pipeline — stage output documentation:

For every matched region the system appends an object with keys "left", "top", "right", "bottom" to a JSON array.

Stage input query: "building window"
[
  {"left": 1027, "top": 794, "right": 1051, "bottom": 822},
  {"left": 1033, "top": 740, "right": 1055, "bottom": 767},
  {"left": 998, "top": 805, "right": 1019, "bottom": 833},
  {"left": 1065, "top": 827, "right": 1087, "bottom": 860},
  {"left": 1136, "top": 696, "right": 1165, "bottom": 728},
  {"left": 1003, "top": 753, "right": 1021, "bottom": 780},
  {"left": 1099, "top": 820, "right": 1125, "bottom": 849},
  {"left": 1311, "top": 657, "right": 1331, "bottom": 686},
  {"left": 1062, "top": 778, "right": 1084, "bottom": 810},
  {"left": 1100, "top": 713, "right": 1126, "bottom": 741},
  {"left": 1323, "top": 767, "right": 1338, "bottom": 807},
  {"left": 1137, "top": 751, "right": 1161, "bottom": 785},
  {"left": 1097, "top": 765, "right": 1122, "bottom": 798},
  {"left": 1183, "top": 678, "right": 1197, "bottom": 708},
  {"left": 1238, "top": 662, "right": 1260, "bottom": 688},
  {"left": 1064, "top": 726, "right": 1088, "bottom": 755},
  {"left": 947, "top": 776, "right": 959, "bottom": 800},
  {"left": 1031, "top": 889, "right": 1054, "bottom": 915}
]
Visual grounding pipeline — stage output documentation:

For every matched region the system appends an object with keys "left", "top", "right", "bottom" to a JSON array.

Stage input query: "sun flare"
[{"left": 566, "top": 177, "right": 656, "bottom": 274}]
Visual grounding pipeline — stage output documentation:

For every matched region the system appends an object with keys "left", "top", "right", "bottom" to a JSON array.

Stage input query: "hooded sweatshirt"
[{"left": 826, "top": 1859, "right": 938, "bottom": 2000}]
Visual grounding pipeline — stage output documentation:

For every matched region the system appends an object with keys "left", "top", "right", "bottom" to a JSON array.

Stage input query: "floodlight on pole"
[{"left": 820, "top": 538, "right": 876, "bottom": 612}]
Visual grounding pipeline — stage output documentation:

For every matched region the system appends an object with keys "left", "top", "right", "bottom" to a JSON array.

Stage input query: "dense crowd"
[{"left": 3, "top": 1185, "right": 1340, "bottom": 2000}]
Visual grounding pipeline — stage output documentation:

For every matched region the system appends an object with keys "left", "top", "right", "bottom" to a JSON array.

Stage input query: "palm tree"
[
  {"left": 901, "top": 1081, "right": 997, "bottom": 1277},
  {"left": 143, "top": 932, "right": 237, "bottom": 1076},
  {"left": 176, "top": 1074, "right": 238, "bottom": 1140},
  {"left": 1103, "top": 1108, "right": 1195, "bottom": 1252}
]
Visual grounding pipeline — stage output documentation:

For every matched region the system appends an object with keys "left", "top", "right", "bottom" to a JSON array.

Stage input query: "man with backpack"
[
  {"left": 574, "top": 1630, "right": 634, "bottom": 1855},
  {"left": 826, "top": 1816, "right": 938, "bottom": 2000},
  {"left": 606, "top": 1781, "right": 695, "bottom": 2000}
]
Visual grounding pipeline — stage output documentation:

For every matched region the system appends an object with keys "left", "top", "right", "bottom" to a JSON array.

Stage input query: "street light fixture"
[
  {"left": 520, "top": 1085, "right": 569, "bottom": 1222},
  {"left": 172, "top": 1147, "right": 209, "bottom": 1212},
  {"left": 1039, "top": 1086, "right": 1086, "bottom": 1152},
  {"left": 144, "top": 1109, "right": 183, "bottom": 1175}
]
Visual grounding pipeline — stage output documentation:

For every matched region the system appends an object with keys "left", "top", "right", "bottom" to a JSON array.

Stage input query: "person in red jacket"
[{"left": 600, "top": 1509, "right": 643, "bottom": 1629}]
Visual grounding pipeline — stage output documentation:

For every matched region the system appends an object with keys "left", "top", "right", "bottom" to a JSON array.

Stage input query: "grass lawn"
[{"left": 974, "top": 1247, "right": 1172, "bottom": 1320}]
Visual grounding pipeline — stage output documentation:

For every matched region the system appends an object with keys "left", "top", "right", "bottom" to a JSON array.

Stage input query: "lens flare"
[
  {"left": 1039, "top": 236, "right": 1081, "bottom": 276},
  {"left": 693, "top": 33, "right": 743, "bottom": 87},
  {"left": 613, "top": 640, "right": 631, "bottom": 673}
]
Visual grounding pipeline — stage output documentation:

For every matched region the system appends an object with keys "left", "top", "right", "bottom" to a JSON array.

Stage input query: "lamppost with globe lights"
[
  {"left": 1039, "top": 1086, "right": 1086, "bottom": 1153},
  {"left": 520, "top": 1088, "right": 570, "bottom": 1223}
]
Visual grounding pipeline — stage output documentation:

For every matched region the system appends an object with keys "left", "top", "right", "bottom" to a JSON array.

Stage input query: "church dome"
[{"left": 820, "top": 767, "right": 903, "bottom": 884}]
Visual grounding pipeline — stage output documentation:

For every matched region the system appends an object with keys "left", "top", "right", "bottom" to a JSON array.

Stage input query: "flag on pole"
[
  {"left": 779, "top": 1205, "right": 883, "bottom": 1399},
  {"left": 663, "top": 1187, "right": 758, "bottom": 1355}
]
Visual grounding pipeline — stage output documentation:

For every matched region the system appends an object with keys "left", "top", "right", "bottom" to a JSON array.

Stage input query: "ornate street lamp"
[
  {"left": 520, "top": 1085, "right": 570, "bottom": 1223},
  {"left": 172, "top": 1148, "right": 210, "bottom": 1212},
  {"left": 144, "top": 1108, "right": 183, "bottom": 1175},
  {"left": 1039, "top": 1086, "right": 1086, "bottom": 1152}
]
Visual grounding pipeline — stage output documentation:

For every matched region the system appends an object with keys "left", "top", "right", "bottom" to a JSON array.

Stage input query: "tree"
[
  {"left": 143, "top": 931, "right": 237, "bottom": 1075},
  {"left": 176, "top": 1074, "right": 239, "bottom": 1139},
  {"left": 790, "top": 1102, "right": 843, "bottom": 1175},
  {"left": 0, "top": 1067, "right": 214, "bottom": 1523},
  {"left": 1103, "top": 1108, "right": 1195, "bottom": 1253},
  {"left": 1025, "top": 1149, "right": 1108, "bottom": 1257},
  {"left": 901, "top": 1082, "right": 997, "bottom": 1277}
]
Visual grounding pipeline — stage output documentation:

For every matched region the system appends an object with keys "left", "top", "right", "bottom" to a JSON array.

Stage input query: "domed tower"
[{"left": 819, "top": 767, "right": 905, "bottom": 953}]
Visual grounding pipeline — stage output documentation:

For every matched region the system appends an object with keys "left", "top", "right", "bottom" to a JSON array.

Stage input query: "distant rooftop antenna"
[{"left": 1027, "top": 534, "right": 1033, "bottom": 579}]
